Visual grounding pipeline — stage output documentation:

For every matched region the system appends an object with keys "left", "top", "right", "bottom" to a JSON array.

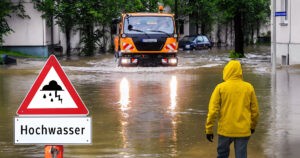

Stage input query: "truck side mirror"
[
  {"left": 112, "top": 17, "right": 121, "bottom": 24},
  {"left": 128, "top": 24, "right": 133, "bottom": 30}
]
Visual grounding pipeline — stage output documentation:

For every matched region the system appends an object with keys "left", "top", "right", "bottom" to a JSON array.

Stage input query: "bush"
[{"left": 229, "top": 50, "right": 245, "bottom": 58}]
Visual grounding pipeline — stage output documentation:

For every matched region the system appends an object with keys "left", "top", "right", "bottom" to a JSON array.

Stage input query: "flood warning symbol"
[
  {"left": 17, "top": 55, "right": 88, "bottom": 114},
  {"left": 41, "top": 80, "right": 63, "bottom": 103}
]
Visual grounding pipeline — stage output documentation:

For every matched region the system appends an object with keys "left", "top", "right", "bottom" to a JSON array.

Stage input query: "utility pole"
[
  {"left": 271, "top": 0, "right": 277, "bottom": 102},
  {"left": 174, "top": 0, "right": 178, "bottom": 38},
  {"left": 272, "top": 0, "right": 277, "bottom": 74}
]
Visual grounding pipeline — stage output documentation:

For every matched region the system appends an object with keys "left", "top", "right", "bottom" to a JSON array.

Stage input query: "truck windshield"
[{"left": 124, "top": 16, "right": 174, "bottom": 34}]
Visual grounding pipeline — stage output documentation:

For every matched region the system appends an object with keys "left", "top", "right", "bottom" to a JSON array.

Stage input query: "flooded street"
[{"left": 1, "top": 46, "right": 299, "bottom": 157}]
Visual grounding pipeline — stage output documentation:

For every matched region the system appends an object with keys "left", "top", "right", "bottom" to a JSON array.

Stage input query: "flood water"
[{"left": 1, "top": 46, "right": 300, "bottom": 157}]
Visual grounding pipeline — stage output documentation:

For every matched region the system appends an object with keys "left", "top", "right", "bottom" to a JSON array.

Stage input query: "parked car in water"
[{"left": 179, "top": 35, "right": 212, "bottom": 50}]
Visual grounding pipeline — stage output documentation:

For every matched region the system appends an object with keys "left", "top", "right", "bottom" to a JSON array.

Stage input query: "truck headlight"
[
  {"left": 169, "top": 58, "right": 177, "bottom": 65},
  {"left": 121, "top": 58, "right": 131, "bottom": 64}
]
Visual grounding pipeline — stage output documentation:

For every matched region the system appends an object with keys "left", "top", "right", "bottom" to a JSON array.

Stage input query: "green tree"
[
  {"left": 214, "top": 0, "right": 270, "bottom": 56},
  {"left": 186, "top": 0, "right": 216, "bottom": 35},
  {"left": 34, "top": 0, "right": 77, "bottom": 57},
  {"left": 33, "top": 0, "right": 180, "bottom": 56},
  {"left": 0, "top": 0, "right": 29, "bottom": 45},
  {"left": 244, "top": 0, "right": 270, "bottom": 45},
  {"left": 74, "top": 1, "right": 99, "bottom": 56},
  {"left": 75, "top": 0, "right": 136, "bottom": 55}
]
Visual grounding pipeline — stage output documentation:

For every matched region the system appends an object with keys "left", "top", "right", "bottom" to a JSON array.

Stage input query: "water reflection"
[
  {"left": 170, "top": 76, "right": 177, "bottom": 111},
  {"left": 117, "top": 75, "right": 180, "bottom": 157},
  {"left": 118, "top": 77, "right": 130, "bottom": 157},
  {"left": 169, "top": 76, "right": 178, "bottom": 156},
  {"left": 0, "top": 46, "right": 275, "bottom": 157},
  {"left": 266, "top": 68, "right": 300, "bottom": 158},
  {"left": 119, "top": 77, "right": 130, "bottom": 111}
]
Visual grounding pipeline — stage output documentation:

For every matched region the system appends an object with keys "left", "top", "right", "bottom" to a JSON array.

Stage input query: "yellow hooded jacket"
[{"left": 205, "top": 60, "right": 259, "bottom": 137}]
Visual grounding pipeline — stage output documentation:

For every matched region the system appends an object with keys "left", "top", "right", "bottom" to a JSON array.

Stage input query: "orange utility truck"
[{"left": 114, "top": 8, "right": 178, "bottom": 66}]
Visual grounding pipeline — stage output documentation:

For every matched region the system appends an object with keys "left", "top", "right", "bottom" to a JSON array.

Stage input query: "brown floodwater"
[{"left": 1, "top": 46, "right": 299, "bottom": 157}]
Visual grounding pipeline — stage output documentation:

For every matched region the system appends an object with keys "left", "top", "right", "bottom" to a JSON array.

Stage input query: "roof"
[
  {"left": 184, "top": 35, "right": 208, "bottom": 37},
  {"left": 122, "top": 12, "right": 174, "bottom": 17}
]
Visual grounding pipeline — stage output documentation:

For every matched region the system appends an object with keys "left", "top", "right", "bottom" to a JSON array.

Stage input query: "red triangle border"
[{"left": 16, "top": 55, "right": 89, "bottom": 115}]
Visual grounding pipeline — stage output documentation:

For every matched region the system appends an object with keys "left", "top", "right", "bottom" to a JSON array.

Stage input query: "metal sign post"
[{"left": 45, "top": 145, "right": 63, "bottom": 158}]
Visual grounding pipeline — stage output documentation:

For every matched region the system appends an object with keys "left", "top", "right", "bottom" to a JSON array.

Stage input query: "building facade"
[
  {"left": 4, "top": 1, "right": 272, "bottom": 57},
  {"left": 3, "top": 1, "right": 81, "bottom": 57},
  {"left": 3, "top": 1, "right": 49, "bottom": 57},
  {"left": 272, "top": 0, "right": 300, "bottom": 65}
]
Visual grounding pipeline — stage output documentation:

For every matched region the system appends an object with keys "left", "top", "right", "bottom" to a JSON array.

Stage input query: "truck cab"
[{"left": 114, "top": 12, "right": 178, "bottom": 66}]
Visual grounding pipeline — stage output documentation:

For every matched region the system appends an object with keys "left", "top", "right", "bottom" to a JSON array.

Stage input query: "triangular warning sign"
[{"left": 17, "top": 55, "right": 89, "bottom": 115}]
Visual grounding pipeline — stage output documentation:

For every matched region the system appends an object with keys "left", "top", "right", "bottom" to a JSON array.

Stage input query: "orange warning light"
[{"left": 159, "top": 6, "right": 164, "bottom": 12}]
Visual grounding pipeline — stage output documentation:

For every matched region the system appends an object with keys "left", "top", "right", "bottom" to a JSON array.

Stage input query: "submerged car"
[{"left": 179, "top": 35, "right": 212, "bottom": 50}]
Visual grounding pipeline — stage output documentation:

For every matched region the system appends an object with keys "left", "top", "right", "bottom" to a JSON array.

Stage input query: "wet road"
[{"left": 1, "top": 46, "right": 300, "bottom": 157}]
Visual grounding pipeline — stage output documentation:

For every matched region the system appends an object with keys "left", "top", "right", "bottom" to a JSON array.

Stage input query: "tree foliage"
[
  {"left": 183, "top": 0, "right": 216, "bottom": 35},
  {"left": 32, "top": 0, "right": 270, "bottom": 56},
  {"left": 213, "top": 0, "right": 270, "bottom": 55},
  {"left": 33, "top": 0, "right": 77, "bottom": 56},
  {"left": 33, "top": 0, "right": 174, "bottom": 56},
  {"left": 0, "top": 0, "right": 29, "bottom": 45},
  {"left": 170, "top": 0, "right": 269, "bottom": 55}
]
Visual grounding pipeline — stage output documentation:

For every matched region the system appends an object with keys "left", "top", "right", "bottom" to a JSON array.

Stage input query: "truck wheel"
[{"left": 116, "top": 58, "right": 121, "bottom": 67}]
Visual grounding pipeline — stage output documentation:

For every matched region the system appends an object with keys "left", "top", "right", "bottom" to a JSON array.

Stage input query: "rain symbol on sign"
[{"left": 41, "top": 80, "right": 63, "bottom": 103}]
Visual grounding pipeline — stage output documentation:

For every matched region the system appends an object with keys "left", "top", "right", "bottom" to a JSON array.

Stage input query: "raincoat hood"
[{"left": 223, "top": 60, "right": 243, "bottom": 81}]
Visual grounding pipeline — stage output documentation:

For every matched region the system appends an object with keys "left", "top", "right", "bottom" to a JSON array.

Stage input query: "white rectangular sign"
[{"left": 15, "top": 117, "right": 91, "bottom": 144}]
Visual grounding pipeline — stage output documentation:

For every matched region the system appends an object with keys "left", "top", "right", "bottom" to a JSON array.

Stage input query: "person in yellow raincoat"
[{"left": 205, "top": 60, "right": 259, "bottom": 158}]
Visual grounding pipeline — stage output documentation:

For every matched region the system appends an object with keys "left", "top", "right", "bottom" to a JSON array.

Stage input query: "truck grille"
[{"left": 133, "top": 37, "right": 166, "bottom": 51}]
